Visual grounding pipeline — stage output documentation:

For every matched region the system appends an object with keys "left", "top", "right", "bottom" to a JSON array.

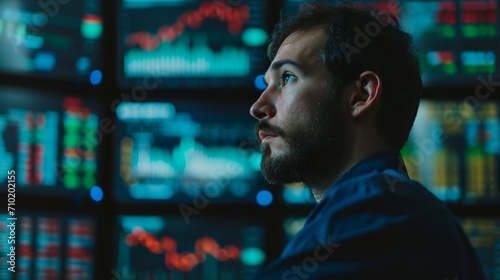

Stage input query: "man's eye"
[{"left": 282, "top": 73, "right": 296, "bottom": 85}]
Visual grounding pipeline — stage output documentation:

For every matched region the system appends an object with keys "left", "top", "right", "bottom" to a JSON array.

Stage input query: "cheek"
[
  {"left": 280, "top": 95, "right": 312, "bottom": 117},
  {"left": 275, "top": 85, "right": 325, "bottom": 127},
  {"left": 278, "top": 104, "right": 309, "bottom": 132}
]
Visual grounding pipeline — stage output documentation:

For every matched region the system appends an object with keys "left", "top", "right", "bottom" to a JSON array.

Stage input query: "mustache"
[{"left": 255, "top": 120, "right": 285, "bottom": 140}]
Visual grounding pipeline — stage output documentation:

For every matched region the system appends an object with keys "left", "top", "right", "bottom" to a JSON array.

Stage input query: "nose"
[{"left": 250, "top": 88, "right": 276, "bottom": 120}]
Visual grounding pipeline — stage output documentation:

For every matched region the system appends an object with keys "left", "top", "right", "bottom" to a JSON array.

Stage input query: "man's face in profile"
[{"left": 250, "top": 27, "right": 350, "bottom": 188}]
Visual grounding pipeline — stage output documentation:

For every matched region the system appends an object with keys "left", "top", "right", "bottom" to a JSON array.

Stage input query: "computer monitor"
[
  {"left": 0, "top": 0, "right": 102, "bottom": 84},
  {"left": 114, "top": 215, "right": 266, "bottom": 279},
  {"left": 116, "top": 0, "right": 269, "bottom": 90},
  {"left": 113, "top": 100, "right": 271, "bottom": 204},
  {"left": 461, "top": 218, "right": 500, "bottom": 280},
  {"left": 0, "top": 87, "right": 103, "bottom": 198},
  {"left": 403, "top": 100, "right": 500, "bottom": 204},
  {"left": 0, "top": 213, "right": 95, "bottom": 280}
]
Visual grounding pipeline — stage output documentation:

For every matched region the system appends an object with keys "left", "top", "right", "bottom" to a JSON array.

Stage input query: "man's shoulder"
[
  {"left": 323, "top": 167, "right": 436, "bottom": 211},
  {"left": 277, "top": 171, "right": 485, "bottom": 279},
  {"left": 289, "top": 169, "right": 457, "bottom": 255},
  {"left": 271, "top": 161, "right": 486, "bottom": 279}
]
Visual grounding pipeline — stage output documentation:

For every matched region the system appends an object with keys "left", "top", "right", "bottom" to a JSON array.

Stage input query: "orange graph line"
[
  {"left": 126, "top": 227, "right": 241, "bottom": 272},
  {"left": 125, "top": 1, "right": 250, "bottom": 51}
]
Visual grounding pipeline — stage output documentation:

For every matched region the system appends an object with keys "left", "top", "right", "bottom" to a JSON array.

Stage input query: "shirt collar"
[{"left": 333, "top": 149, "right": 407, "bottom": 187}]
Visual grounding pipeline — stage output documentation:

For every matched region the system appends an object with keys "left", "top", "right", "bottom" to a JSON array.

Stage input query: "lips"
[
  {"left": 258, "top": 130, "right": 276, "bottom": 142},
  {"left": 255, "top": 121, "right": 283, "bottom": 143}
]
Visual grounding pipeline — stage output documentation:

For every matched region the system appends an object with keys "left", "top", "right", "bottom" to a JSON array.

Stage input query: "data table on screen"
[
  {"left": 0, "top": 88, "right": 102, "bottom": 197},
  {"left": 403, "top": 100, "right": 500, "bottom": 204},
  {"left": 0, "top": 214, "right": 95, "bottom": 280}
]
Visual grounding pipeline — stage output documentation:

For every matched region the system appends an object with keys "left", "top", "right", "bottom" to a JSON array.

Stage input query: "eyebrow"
[
  {"left": 270, "top": 59, "right": 303, "bottom": 71},
  {"left": 263, "top": 59, "right": 303, "bottom": 86}
]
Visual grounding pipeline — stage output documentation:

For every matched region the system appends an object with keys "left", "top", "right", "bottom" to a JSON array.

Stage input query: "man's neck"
[{"left": 308, "top": 144, "right": 394, "bottom": 203}]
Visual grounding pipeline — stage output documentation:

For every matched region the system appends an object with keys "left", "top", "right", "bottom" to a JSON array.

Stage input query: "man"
[{"left": 250, "top": 2, "right": 485, "bottom": 279}]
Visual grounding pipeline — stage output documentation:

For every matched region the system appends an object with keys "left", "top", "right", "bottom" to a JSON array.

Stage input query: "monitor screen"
[
  {"left": 0, "top": 213, "right": 95, "bottom": 280},
  {"left": 116, "top": 0, "right": 269, "bottom": 89},
  {"left": 283, "top": 0, "right": 499, "bottom": 88},
  {"left": 461, "top": 218, "right": 500, "bottom": 280},
  {"left": 0, "top": 87, "right": 102, "bottom": 198},
  {"left": 113, "top": 101, "right": 270, "bottom": 204},
  {"left": 400, "top": 0, "right": 498, "bottom": 87},
  {"left": 0, "top": 0, "right": 102, "bottom": 84},
  {"left": 403, "top": 100, "right": 500, "bottom": 204},
  {"left": 114, "top": 215, "right": 266, "bottom": 279}
]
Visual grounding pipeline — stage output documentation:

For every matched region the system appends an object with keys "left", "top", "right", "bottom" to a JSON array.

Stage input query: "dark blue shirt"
[{"left": 254, "top": 150, "right": 486, "bottom": 280}]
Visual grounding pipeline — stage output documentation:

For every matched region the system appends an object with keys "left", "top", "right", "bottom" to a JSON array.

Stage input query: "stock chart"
[
  {"left": 0, "top": 214, "right": 94, "bottom": 280},
  {"left": 117, "top": 0, "right": 268, "bottom": 89},
  {"left": 113, "top": 101, "right": 269, "bottom": 204},
  {"left": 115, "top": 215, "right": 266, "bottom": 280},
  {"left": 401, "top": 0, "right": 498, "bottom": 87},
  {"left": 402, "top": 100, "right": 500, "bottom": 204},
  {"left": 0, "top": 88, "right": 101, "bottom": 196}
]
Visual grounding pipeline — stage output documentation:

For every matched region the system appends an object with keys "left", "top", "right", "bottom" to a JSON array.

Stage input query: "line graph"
[
  {"left": 115, "top": 216, "right": 266, "bottom": 279},
  {"left": 118, "top": 0, "right": 268, "bottom": 88},
  {"left": 125, "top": 1, "right": 250, "bottom": 51},
  {"left": 114, "top": 101, "right": 262, "bottom": 203},
  {"left": 124, "top": 33, "right": 251, "bottom": 78},
  {"left": 126, "top": 227, "right": 240, "bottom": 272}
]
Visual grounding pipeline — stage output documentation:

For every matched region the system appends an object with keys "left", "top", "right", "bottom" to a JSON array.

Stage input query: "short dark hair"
[{"left": 268, "top": 1, "right": 422, "bottom": 150}]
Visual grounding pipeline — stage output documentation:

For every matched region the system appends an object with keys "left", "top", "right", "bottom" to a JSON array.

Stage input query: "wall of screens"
[{"left": 0, "top": 1, "right": 498, "bottom": 279}]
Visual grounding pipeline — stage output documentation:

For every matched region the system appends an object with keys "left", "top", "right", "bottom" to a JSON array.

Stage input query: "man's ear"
[{"left": 348, "top": 71, "right": 382, "bottom": 118}]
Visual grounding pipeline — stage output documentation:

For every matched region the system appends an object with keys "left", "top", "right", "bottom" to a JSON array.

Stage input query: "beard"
[{"left": 255, "top": 88, "right": 349, "bottom": 187}]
